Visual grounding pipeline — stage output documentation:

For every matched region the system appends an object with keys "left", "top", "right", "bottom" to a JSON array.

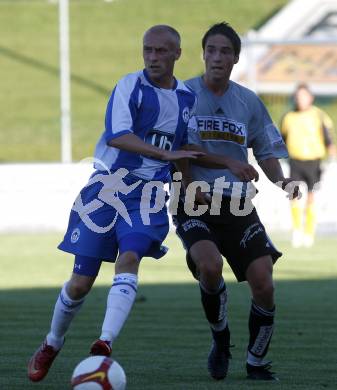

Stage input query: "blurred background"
[
  {"left": 1, "top": 0, "right": 336, "bottom": 159},
  {"left": 1, "top": 0, "right": 336, "bottom": 233}
]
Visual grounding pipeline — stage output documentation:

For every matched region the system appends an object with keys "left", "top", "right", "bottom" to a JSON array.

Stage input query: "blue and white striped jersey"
[{"left": 94, "top": 69, "right": 196, "bottom": 182}]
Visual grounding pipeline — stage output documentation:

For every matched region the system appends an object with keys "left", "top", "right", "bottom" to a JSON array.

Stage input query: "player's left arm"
[
  {"left": 321, "top": 111, "right": 337, "bottom": 158},
  {"left": 182, "top": 143, "right": 259, "bottom": 182},
  {"left": 258, "top": 157, "right": 300, "bottom": 199},
  {"left": 249, "top": 95, "right": 300, "bottom": 198},
  {"left": 180, "top": 107, "right": 257, "bottom": 183}
]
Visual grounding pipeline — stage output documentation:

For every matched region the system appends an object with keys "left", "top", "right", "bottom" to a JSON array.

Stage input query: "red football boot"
[
  {"left": 28, "top": 339, "right": 61, "bottom": 382},
  {"left": 90, "top": 339, "right": 112, "bottom": 357}
]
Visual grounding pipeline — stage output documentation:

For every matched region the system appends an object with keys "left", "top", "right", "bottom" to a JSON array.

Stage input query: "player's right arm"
[{"left": 105, "top": 74, "right": 203, "bottom": 162}]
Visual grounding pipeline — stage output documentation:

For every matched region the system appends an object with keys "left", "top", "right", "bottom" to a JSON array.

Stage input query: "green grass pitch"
[
  {"left": 0, "top": 0, "right": 291, "bottom": 162},
  {"left": 1, "top": 232, "right": 336, "bottom": 389}
]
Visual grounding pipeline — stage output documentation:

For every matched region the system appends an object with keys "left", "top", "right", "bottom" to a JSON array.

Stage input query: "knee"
[
  {"left": 115, "top": 251, "right": 139, "bottom": 274},
  {"left": 252, "top": 280, "right": 274, "bottom": 302},
  {"left": 189, "top": 241, "right": 223, "bottom": 282},
  {"left": 198, "top": 256, "right": 223, "bottom": 280},
  {"left": 67, "top": 278, "right": 93, "bottom": 300}
]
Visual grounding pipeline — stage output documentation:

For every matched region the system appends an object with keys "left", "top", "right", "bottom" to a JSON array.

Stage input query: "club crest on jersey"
[
  {"left": 182, "top": 107, "right": 190, "bottom": 123},
  {"left": 71, "top": 228, "right": 80, "bottom": 243},
  {"left": 145, "top": 129, "right": 175, "bottom": 151}
]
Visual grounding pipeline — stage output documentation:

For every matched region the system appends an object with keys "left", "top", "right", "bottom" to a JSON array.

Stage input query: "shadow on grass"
[
  {"left": 1, "top": 279, "right": 336, "bottom": 389},
  {"left": 0, "top": 45, "right": 110, "bottom": 96}
]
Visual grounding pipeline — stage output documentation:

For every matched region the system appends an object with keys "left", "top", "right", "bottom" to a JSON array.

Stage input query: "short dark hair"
[{"left": 202, "top": 22, "right": 241, "bottom": 56}]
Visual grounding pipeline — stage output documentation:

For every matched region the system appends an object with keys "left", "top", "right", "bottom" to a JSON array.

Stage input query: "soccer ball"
[{"left": 71, "top": 356, "right": 126, "bottom": 390}]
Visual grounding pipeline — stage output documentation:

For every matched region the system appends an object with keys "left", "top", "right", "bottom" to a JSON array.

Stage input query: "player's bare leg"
[{"left": 28, "top": 273, "right": 95, "bottom": 382}]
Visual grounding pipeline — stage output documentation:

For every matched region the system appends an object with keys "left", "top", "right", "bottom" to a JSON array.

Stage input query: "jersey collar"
[{"left": 143, "top": 69, "right": 178, "bottom": 90}]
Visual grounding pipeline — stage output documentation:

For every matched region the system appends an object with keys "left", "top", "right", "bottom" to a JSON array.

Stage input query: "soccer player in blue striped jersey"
[{"left": 28, "top": 25, "right": 203, "bottom": 382}]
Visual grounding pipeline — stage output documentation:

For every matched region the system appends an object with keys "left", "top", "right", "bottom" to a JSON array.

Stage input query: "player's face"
[
  {"left": 295, "top": 88, "right": 314, "bottom": 111},
  {"left": 203, "top": 34, "right": 239, "bottom": 81},
  {"left": 143, "top": 31, "right": 181, "bottom": 87}
]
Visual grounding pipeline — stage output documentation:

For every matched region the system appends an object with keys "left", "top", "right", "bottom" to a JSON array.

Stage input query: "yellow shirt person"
[
  {"left": 281, "top": 106, "right": 334, "bottom": 161},
  {"left": 281, "top": 84, "right": 336, "bottom": 248}
]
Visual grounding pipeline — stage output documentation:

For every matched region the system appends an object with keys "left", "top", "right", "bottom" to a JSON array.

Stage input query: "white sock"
[
  {"left": 46, "top": 282, "right": 85, "bottom": 350},
  {"left": 100, "top": 273, "right": 138, "bottom": 344}
]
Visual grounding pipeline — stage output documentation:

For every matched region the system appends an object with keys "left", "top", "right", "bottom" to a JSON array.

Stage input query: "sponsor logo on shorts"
[
  {"left": 70, "top": 228, "right": 80, "bottom": 243},
  {"left": 240, "top": 223, "right": 264, "bottom": 248},
  {"left": 182, "top": 219, "right": 210, "bottom": 232}
]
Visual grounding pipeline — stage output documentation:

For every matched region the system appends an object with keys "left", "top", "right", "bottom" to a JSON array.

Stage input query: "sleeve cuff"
[
  {"left": 105, "top": 129, "right": 133, "bottom": 143},
  {"left": 256, "top": 154, "right": 278, "bottom": 162}
]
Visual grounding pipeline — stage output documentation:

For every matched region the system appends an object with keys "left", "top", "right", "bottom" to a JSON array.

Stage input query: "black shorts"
[
  {"left": 173, "top": 197, "right": 282, "bottom": 282},
  {"left": 289, "top": 159, "right": 321, "bottom": 192}
]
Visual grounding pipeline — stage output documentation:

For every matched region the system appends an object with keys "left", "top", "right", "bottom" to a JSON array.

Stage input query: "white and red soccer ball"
[{"left": 71, "top": 356, "right": 126, "bottom": 390}]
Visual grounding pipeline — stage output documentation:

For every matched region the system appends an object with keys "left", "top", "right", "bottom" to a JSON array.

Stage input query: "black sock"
[
  {"left": 199, "top": 280, "right": 227, "bottom": 324},
  {"left": 211, "top": 324, "right": 230, "bottom": 348},
  {"left": 199, "top": 280, "right": 230, "bottom": 347},
  {"left": 247, "top": 300, "right": 275, "bottom": 365}
]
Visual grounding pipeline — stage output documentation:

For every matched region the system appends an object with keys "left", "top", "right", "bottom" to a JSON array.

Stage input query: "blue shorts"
[
  {"left": 58, "top": 170, "right": 169, "bottom": 262},
  {"left": 73, "top": 255, "right": 102, "bottom": 277},
  {"left": 72, "top": 233, "right": 157, "bottom": 276}
]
